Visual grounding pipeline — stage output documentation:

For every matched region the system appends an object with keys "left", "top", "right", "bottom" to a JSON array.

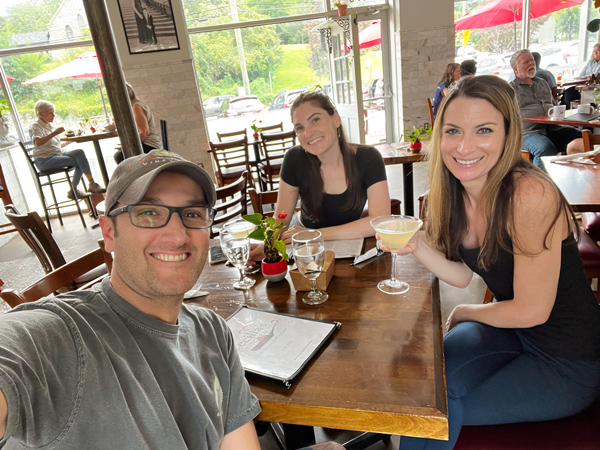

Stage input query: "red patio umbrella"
[
  {"left": 358, "top": 21, "right": 381, "bottom": 49},
  {"left": 0, "top": 77, "right": 15, "bottom": 86},
  {"left": 22, "top": 52, "right": 108, "bottom": 117},
  {"left": 455, "top": 0, "right": 585, "bottom": 31}
]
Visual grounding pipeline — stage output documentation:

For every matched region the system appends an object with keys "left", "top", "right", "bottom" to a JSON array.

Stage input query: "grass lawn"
[{"left": 272, "top": 44, "right": 319, "bottom": 92}]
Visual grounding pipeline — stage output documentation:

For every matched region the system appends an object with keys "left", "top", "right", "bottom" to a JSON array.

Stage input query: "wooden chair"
[
  {"left": 257, "top": 130, "right": 296, "bottom": 190},
  {"left": 4, "top": 205, "right": 108, "bottom": 289},
  {"left": 210, "top": 171, "right": 248, "bottom": 238},
  {"left": 259, "top": 122, "right": 284, "bottom": 133},
  {"left": 248, "top": 187, "right": 278, "bottom": 217},
  {"left": 208, "top": 136, "right": 253, "bottom": 187},
  {"left": 0, "top": 162, "right": 17, "bottom": 236},
  {"left": 0, "top": 246, "right": 109, "bottom": 308},
  {"left": 160, "top": 119, "right": 169, "bottom": 150},
  {"left": 580, "top": 130, "right": 600, "bottom": 240},
  {"left": 217, "top": 128, "right": 247, "bottom": 142},
  {"left": 19, "top": 140, "right": 91, "bottom": 232},
  {"left": 360, "top": 198, "right": 402, "bottom": 218},
  {"left": 426, "top": 98, "right": 434, "bottom": 127}
]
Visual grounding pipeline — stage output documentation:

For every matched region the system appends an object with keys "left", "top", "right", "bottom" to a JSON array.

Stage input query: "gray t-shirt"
[
  {"left": 510, "top": 76, "right": 555, "bottom": 135},
  {"left": 0, "top": 278, "right": 260, "bottom": 449}
]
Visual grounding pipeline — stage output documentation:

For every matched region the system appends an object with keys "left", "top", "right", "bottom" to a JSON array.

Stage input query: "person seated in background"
[
  {"left": 395, "top": 75, "right": 600, "bottom": 450},
  {"left": 114, "top": 82, "right": 162, "bottom": 164},
  {"left": 251, "top": 90, "right": 390, "bottom": 261},
  {"left": 30, "top": 100, "right": 105, "bottom": 200},
  {"left": 433, "top": 63, "right": 460, "bottom": 120},
  {"left": 562, "top": 43, "right": 600, "bottom": 107},
  {"left": 509, "top": 49, "right": 582, "bottom": 170},
  {"left": 459, "top": 59, "right": 477, "bottom": 77}
]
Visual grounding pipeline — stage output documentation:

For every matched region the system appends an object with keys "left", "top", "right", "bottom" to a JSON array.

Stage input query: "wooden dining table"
[
  {"left": 375, "top": 143, "right": 426, "bottom": 217},
  {"left": 541, "top": 155, "right": 600, "bottom": 212},
  {"left": 63, "top": 130, "right": 118, "bottom": 187},
  {"left": 187, "top": 238, "right": 448, "bottom": 445},
  {"left": 523, "top": 114, "right": 600, "bottom": 129}
]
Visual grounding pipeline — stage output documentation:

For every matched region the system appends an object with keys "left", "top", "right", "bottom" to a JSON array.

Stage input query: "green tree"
[{"left": 553, "top": 7, "right": 580, "bottom": 41}]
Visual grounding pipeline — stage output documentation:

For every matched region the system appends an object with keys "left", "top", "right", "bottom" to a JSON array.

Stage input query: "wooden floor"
[{"left": 0, "top": 163, "right": 486, "bottom": 448}]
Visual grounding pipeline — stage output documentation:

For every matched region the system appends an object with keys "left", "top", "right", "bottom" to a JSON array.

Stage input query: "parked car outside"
[
  {"left": 220, "top": 96, "right": 265, "bottom": 117},
  {"left": 203, "top": 95, "right": 235, "bottom": 118},
  {"left": 476, "top": 54, "right": 512, "bottom": 80},
  {"left": 270, "top": 88, "right": 306, "bottom": 110}
]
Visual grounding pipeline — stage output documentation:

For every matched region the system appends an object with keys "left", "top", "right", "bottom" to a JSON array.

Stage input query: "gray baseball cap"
[{"left": 104, "top": 150, "right": 216, "bottom": 214}]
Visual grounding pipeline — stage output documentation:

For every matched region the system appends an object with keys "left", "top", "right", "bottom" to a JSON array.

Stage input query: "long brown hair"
[
  {"left": 427, "top": 75, "right": 575, "bottom": 269},
  {"left": 439, "top": 63, "right": 459, "bottom": 87},
  {"left": 290, "top": 91, "right": 365, "bottom": 222}
]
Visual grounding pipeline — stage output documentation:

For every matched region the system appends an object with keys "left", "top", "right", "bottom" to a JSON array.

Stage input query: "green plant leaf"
[
  {"left": 274, "top": 240, "right": 289, "bottom": 261},
  {"left": 242, "top": 213, "right": 262, "bottom": 225},
  {"left": 247, "top": 229, "right": 265, "bottom": 240}
]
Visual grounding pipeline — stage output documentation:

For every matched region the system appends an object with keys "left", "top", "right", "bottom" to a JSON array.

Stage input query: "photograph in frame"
[{"left": 117, "top": 0, "right": 180, "bottom": 54}]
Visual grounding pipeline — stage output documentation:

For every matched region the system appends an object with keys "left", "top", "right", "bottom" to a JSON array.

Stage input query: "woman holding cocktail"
[{"left": 396, "top": 76, "right": 600, "bottom": 449}]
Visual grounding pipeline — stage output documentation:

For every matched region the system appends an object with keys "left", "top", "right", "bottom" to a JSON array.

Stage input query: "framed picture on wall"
[{"left": 117, "top": 0, "right": 181, "bottom": 54}]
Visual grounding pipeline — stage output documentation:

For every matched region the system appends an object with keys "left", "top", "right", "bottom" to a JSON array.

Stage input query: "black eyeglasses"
[{"left": 109, "top": 204, "right": 215, "bottom": 229}]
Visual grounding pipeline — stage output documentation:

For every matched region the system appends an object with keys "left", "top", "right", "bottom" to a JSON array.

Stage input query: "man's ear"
[{"left": 99, "top": 215, "right": 116, "bottom": 253}]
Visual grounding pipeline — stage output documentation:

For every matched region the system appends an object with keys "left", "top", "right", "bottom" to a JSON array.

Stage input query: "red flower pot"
[
  {"left": 261, "top": 258, "right": 288, "bottom": 282},
  {"left": 337, "top": 4, "right": 347, "bottom": 16},
  {"left": 410, "top": 141, "right": 422, "bottom": 152}
]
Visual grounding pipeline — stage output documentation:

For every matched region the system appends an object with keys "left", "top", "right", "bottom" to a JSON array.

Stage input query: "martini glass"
[
  {"left": 370, "top": 215, "right": 423, "bottom": 294},
  {"left": 223, "top": 218, "right": 260, "bottom": 274}
]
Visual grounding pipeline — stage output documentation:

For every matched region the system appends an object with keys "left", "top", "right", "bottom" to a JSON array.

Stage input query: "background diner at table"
[
  {"left": 391, "top": 76, "right": 600, "bottom": 450},
  {"left": 30, "top": 99, "right": 106, "bottom": 200},
  {"left": 251, "top": 89, "right": 390, "bottom": 261},
  {"left": 432, "top": 63, "right": 461, "bottom": 121}
]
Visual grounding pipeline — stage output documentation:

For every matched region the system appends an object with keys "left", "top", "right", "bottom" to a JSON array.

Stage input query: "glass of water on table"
[
  {"left": 220, "top": 227, "right": 256, "bottom": 290},
  {"left": 291, "top": 230, "right": 328, "bottom": 305},
  {"left": 223, "top": 218, "right": 260, "bottom": 274}
]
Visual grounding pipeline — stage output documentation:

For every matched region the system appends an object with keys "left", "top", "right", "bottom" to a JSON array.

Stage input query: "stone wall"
[
  {"left": 47, "top": 0, "right": 88, "bottom": 43},
  {"left": 122, "top": 60, "right": 212, "bottom": 173},
  {"left": 396, "top": 24, "right": 455, "bottom": 132}
]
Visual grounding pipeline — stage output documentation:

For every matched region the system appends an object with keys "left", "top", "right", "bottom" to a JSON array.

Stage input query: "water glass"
[
  {"left": 220, "top": 228, "right": 256, "bottom": 290},
  {"left": 223, "top": 218, "right": 260, "bottom": 274},
  {"left": 291, "top": 230, "right": 328, "bottom": 305}
]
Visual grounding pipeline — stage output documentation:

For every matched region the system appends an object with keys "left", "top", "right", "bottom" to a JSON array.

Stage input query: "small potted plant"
[
  {"left": 243, "top": 212, "right": 290, "bottom": 282},
  {"left": 334, "top": 1, "right": 348, "bottom": 16},
  {"left": 250, "top": 119, "right": 263, "bottom": 140},
  {"left": 402, "top": 126, "right": 431, "bottom": 152}
]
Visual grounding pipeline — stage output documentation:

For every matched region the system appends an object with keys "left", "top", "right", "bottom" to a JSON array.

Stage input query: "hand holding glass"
[
  {"left": 371, "top": 215, "right": 423, "bottom": 294},
  {"left": 291, "top": 230, "right": 328, "bottom": 305},
  {"left": 220, "top": 228, "right": 256, "bottom": 290}
]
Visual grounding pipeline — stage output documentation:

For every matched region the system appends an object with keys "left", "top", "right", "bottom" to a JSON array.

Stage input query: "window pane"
[
  {"left": 184, "top": 0, "right": 324, "bottom": 28},
  {"left": 190, "top": 19, "right": 330, "bottom": 141},
  {"left": 1, "top": 0, "right": 90, "bottom": 50}
]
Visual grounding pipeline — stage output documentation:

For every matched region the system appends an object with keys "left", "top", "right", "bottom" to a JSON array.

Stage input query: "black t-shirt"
[
  {"left": 459, "top": 235, "right": 600, "bottom": 361},
  {"left": 280, "top": 145, "right": 387, "bottom": 229}
]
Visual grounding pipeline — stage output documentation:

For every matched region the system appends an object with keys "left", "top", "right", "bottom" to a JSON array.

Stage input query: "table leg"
[
  {"left": 402, "top": 162, "right": 414, "bottom": 216},
  {"left": 93, "top": 140, "right": 110, "bottom": 187}
]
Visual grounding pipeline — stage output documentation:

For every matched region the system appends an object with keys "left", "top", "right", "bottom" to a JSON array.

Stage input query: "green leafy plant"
[
  {"left": 250, "top": 119, "right": 263, "bottom": 134},
  {"left": 0, "top": 99, "right": 10, "bottom": 117},
  {"left": 402, "top": 126, "right": 432, "bottom": 144},
  {"left": 243, "top": 212, "right": 290, "bottom": 263},
  {"left": 334, "top": 1, "right": 345, "bottom": 6}
]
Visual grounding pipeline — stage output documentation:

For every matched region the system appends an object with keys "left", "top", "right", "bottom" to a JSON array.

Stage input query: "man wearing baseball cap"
[{"left": 0, "top": 150, "right": 261, "bottom": 449}]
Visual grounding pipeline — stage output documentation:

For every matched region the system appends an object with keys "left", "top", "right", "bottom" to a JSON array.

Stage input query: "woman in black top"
[
  {"left": 394, "top": 76, "right": 600, "bottom": 449},
  {"left": 276, "top": 90, "right": 390, "bottom": 242}
]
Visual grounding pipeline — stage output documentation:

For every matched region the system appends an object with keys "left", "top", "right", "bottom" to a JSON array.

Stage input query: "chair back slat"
[
  {"left": 5, "top": 205, "right": 66, "bottom": 273},
  {"left": 208, "top": 136, "right": 251, "bottom": 187},
  {"left": 248, "top": 187, "right": 278, "bottom": 217},
  {"left": 210, "top": 171, "right": 248, "bottom": 237},
  {"left": 258, "top": 130, "right": 296, "bottom": 190},
  {"left": 217, "top": 129, "right": 247, "bottom": 142},
  {"left": 259, "top": 122, "right": 283, "bottom": 133}
]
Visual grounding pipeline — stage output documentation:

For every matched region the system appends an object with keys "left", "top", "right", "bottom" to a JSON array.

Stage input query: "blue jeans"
[
  {"left": 523, "top": 126, "right": 582, "bottom": 171},
  {"left": 34, "top": 149, "right": 91, "bottom": 186},
  {"left": 399, "top": 322, "right": 600, "bottom": 450}
]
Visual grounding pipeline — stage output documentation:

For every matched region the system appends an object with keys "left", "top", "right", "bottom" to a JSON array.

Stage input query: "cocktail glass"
[{"left": 370, "top": 215, "right": 423, "bottom": 294}]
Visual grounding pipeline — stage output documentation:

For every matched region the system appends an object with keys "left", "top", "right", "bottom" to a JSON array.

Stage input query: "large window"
[{"left": 454, "top": 0, "right": 595, "bottom": 82}]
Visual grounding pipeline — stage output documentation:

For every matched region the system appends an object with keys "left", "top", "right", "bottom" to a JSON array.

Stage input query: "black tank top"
[{"left": 459, "top": 235, "right": 600, "bottom": 360}]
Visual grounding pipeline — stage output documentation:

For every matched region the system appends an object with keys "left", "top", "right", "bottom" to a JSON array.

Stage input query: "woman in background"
[
  {"left": 114, "top": 82, "right": 162, "bottom": 164},
  {"left": 432, "top": 63, "right": 460, "bottom": 121}
]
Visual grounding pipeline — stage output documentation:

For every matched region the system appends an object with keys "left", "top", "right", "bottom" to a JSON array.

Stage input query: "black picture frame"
[{"left": 117, "top": 0, "right": 180, "bottom": 54}]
